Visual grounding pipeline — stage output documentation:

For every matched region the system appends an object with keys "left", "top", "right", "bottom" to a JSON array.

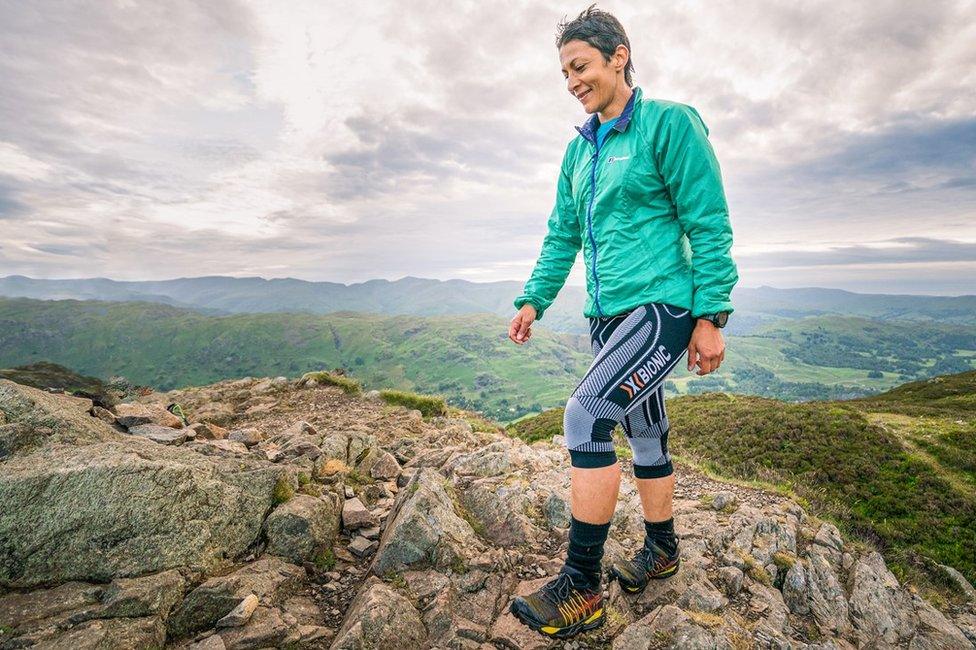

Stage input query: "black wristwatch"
[{"left": 698, "top": 312, "right": 729, "bottom": 328}]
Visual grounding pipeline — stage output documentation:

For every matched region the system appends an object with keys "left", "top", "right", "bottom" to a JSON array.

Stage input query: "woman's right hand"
[{"left": 508, "top": 304, "right": 537, "bottom": 345}]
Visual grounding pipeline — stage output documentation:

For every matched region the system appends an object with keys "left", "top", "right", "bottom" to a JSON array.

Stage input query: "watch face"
[{"left": 716, "top": 312, "right": 728, "bottom": 327}]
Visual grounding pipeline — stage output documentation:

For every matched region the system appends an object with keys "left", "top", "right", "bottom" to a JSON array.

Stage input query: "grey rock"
[
  {"left": 711, "top": 491, "right": 737, "bottom": 511},
  {"left": 317, "top": 433, "right": 348, "bottom": 463},
  {"left": 167, "top": 556, "right": 304, "bottom": 639},
  {"left": 397, "top": 468, "right": 416, "bottom": 488},
  {"left": 341, "top": 496, "right": 376, "bottom": 531},
  {"left": 612, "top": 604, "right": 726, "bottom": 649},
  {"left": 360, "top": 526, "right": 381, "bottom": 540},
  {"left": 281, "top": 420, "right": 318, "bottom": 438},
  {"left": 543, "top": 491, "right": 571, "bottom": 529},
  {"left": 716, "top": 565, "right": 744, "bottom": 597},
  {"left": 459, "top": 478, "right": 543, "bottom": 547},
  {"left": 228, "top": 428, "right": 264, "bottom": 447},
  {"left": 782, "top": 559, "right": 810, "bottom": 615},
  {"left": 191, "top": 401, "right": 235, "bottom": 425},
  {"left": 0, "top": 581, "right": 102, "bottom": 635},
  {"left": 935, "top": 562, "right": 976, "bottom": 603},
  {"left": 186, "top": 438, "right": 250, "bottom": 456},
  {"left": 189, "top": 635, "right": 227, "bottom": 650},
  {"left": 849, "top": 551, "right": 917, "bottom": 646},
  {"left": 0, "top": 380, "right": 114, "bottom": 456},
  {"left": 908, "top": 593, "right": 972, "bottom": 649},
  {"left": 281, "top": 435, "right": 323, "bottom": 460},
  {"left": 127, "top": 423, "right": 188, "bottom": 445},
  {"left": 218, "top": 605, "right": 296, "bottom": 649},
  {"left": 369, "top": 450, "right": 401, "bottom": 480},
  {"left": 332, "top": 578, "right": 427, "bottom": 649},
  {"left": 349, "top": 536, "right": 378, "bottom": 557},
  {"left": 0, "top": 435, "right": 285, "bottom": 588},
  {"left": 216, "top": 593, "right": 259, "bottom": 628},
  {"left": 99, "top": 568, "right": 185, "bottom": 619},
  {"left": 951, "top": 612, "right": 976, "bottom": 646},
  {"left": 444, "top": 444, "right": 512, "bottom": 477},
  {"left": 187, "top": 421, "right": 228, "bottom": 440},
  {"left": 264, "top": 494, "right": 339, "bottom": 564},
  {"left": 92, "top": 405, "right": 117, "bottom": 425},
  {"left": 812, "top": 521, "right": 844, "bottom": 566},
  {"left": 12, "top": 615, "right": 166, "bottom": 649},
  {"left": 371, "top": 468, "right": 484, "bottom": 575},
  {"left": 114, "top": 402, "right": 183, "bottom": 429},
  {"left": 746, "top": 581, "right": 793, "bottom": 636},
  {"left": 805, "top": 548, "right": 851, "bottom": 636},
  {"left": 676, "top": 579, "right": 728, "bottom": 612}
]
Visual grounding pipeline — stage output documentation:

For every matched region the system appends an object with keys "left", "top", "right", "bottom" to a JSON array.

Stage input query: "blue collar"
[{"left": 576, "top": 86, "right": 641, "bottom": 144}]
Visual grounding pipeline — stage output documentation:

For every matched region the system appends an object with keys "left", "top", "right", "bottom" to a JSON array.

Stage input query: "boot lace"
[
  {"left": 539, "top": 572, "right": 593, "bottom": 624},
  {"left": 633, "top": 540, "right": 673, "bottom": 575}
]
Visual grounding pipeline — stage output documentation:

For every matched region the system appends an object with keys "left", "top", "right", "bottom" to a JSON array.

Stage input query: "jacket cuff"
[
  {"left": 514, "top": 295, "right": 546, "bottom": 320},
  {"left": 691, "top": 301, "right": 734, "bottom": 319}
]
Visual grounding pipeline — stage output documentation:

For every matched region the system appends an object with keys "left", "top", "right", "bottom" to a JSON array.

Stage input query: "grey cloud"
[
  {"left": 32, "top": 242, "right": 108, "bottom": 257},
  {"left": 795, "top": 118, "right": 976, "bottom": 183},
  {"left": 0, "top": 1, "right": 260, "bottom": 194},
  {"left": 738, "top": 237, "right": 976, "bottom": 269},
  {"left": 0, "top": 182, "right": 27, "bottom": 218},
  {"left": 321, "top": 109, "right": 550, "bottom": 202}
]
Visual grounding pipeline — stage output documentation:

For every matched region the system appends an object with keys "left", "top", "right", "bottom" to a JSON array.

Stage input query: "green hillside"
[
  {"left": 672, "top": 316, "right": 976, "bottom": 400},
  {"left": 0, "top": 297, "right": 591, "bottom": 421},
  {"left": 509, "top": 371, "right": 976, "bottom": 591},
  {"left": 2, "top": 298, "right": 975, "bottom": 420}
]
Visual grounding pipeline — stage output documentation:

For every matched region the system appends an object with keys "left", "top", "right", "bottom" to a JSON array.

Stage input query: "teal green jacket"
[{"left": 514, "top": 86, "right": 738, "bottom": 320}]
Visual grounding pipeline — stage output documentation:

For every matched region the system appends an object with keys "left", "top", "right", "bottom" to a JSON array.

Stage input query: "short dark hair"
[{"left": 556, "top": 4, "right": 635, "bottom": 87}]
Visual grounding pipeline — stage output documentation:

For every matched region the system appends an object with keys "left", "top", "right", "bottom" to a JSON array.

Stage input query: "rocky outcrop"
[
  {"left": 371, "top": 467, "right": 485, "bottom": 576},
  {"left": 0, "top": 438, "right": 285, "bottom": 587},
  {"left": 0, "top": 379, "right": 109, "bottom": 456},
  {"left": 2, "top": 374, "right": 973, "bottom": 649}
]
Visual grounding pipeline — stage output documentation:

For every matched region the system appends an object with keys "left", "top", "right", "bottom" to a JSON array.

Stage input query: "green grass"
[
  {"left": 506, "top": 407, "right": 563, "bottom": 443},
  {"left": 301, "top": 371, "right": 361, "bottom": 394},
  {"left": 314, "top": 548, "right": 336, "bottom": 572},
  {"left": 379, "top": 389, "right": 447, "bottom": 417}
]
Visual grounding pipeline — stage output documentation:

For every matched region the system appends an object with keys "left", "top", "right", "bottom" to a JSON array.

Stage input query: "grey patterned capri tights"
[{"left": 563, "top": 302, "right": 694, "bottom": 478}]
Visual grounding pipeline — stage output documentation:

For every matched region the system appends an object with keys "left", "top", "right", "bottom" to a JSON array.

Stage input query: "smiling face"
[{"left": 559, "top": 39, "right": 630, "bottom": 118}]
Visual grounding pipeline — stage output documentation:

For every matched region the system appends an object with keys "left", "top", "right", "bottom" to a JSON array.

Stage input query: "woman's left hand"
[{"left": 687, "top": 320, "right": 725, "bottom": 376}]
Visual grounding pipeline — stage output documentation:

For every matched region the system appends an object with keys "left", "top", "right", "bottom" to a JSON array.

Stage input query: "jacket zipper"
[{"left": 586, "top": 137, "right": 604, "bottom": 316}]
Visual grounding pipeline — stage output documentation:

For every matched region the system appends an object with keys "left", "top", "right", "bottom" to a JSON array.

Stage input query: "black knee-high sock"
[
  {"left": 563, "top": 516, "right": 610, "bottom": 588},
  {"left": 644, "top": 517, "right": 677, "bottom": 554}
]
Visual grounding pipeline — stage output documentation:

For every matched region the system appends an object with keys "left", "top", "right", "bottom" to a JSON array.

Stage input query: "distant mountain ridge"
[{"left": 2, "top": 275, "right": 974, "bottom": 334}]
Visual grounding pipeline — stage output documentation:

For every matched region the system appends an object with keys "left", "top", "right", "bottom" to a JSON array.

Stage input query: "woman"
[{"left": 506, "top": 5, "right": 738, "bottom": 640}]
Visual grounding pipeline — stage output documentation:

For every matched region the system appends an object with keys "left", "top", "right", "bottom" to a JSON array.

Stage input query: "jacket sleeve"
[
  {"left": 513, "top": 150, "right": 581, "bottom": 321},
  {"left": 655, "top": 103, "right": 738, "bottom": 318}
]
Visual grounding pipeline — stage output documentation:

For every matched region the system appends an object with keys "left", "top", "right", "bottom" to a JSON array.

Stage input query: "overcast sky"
[{"left": 1, "top": 0, "right": 974, "bottom": 294}]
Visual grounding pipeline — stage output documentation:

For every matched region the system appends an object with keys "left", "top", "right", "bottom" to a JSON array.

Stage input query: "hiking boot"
[
  {"left": 509, "top": 567, "right": 605, "bottom": 639},
  {"left": 609, "top": 537, "right": 680, "bottom": 593}
]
